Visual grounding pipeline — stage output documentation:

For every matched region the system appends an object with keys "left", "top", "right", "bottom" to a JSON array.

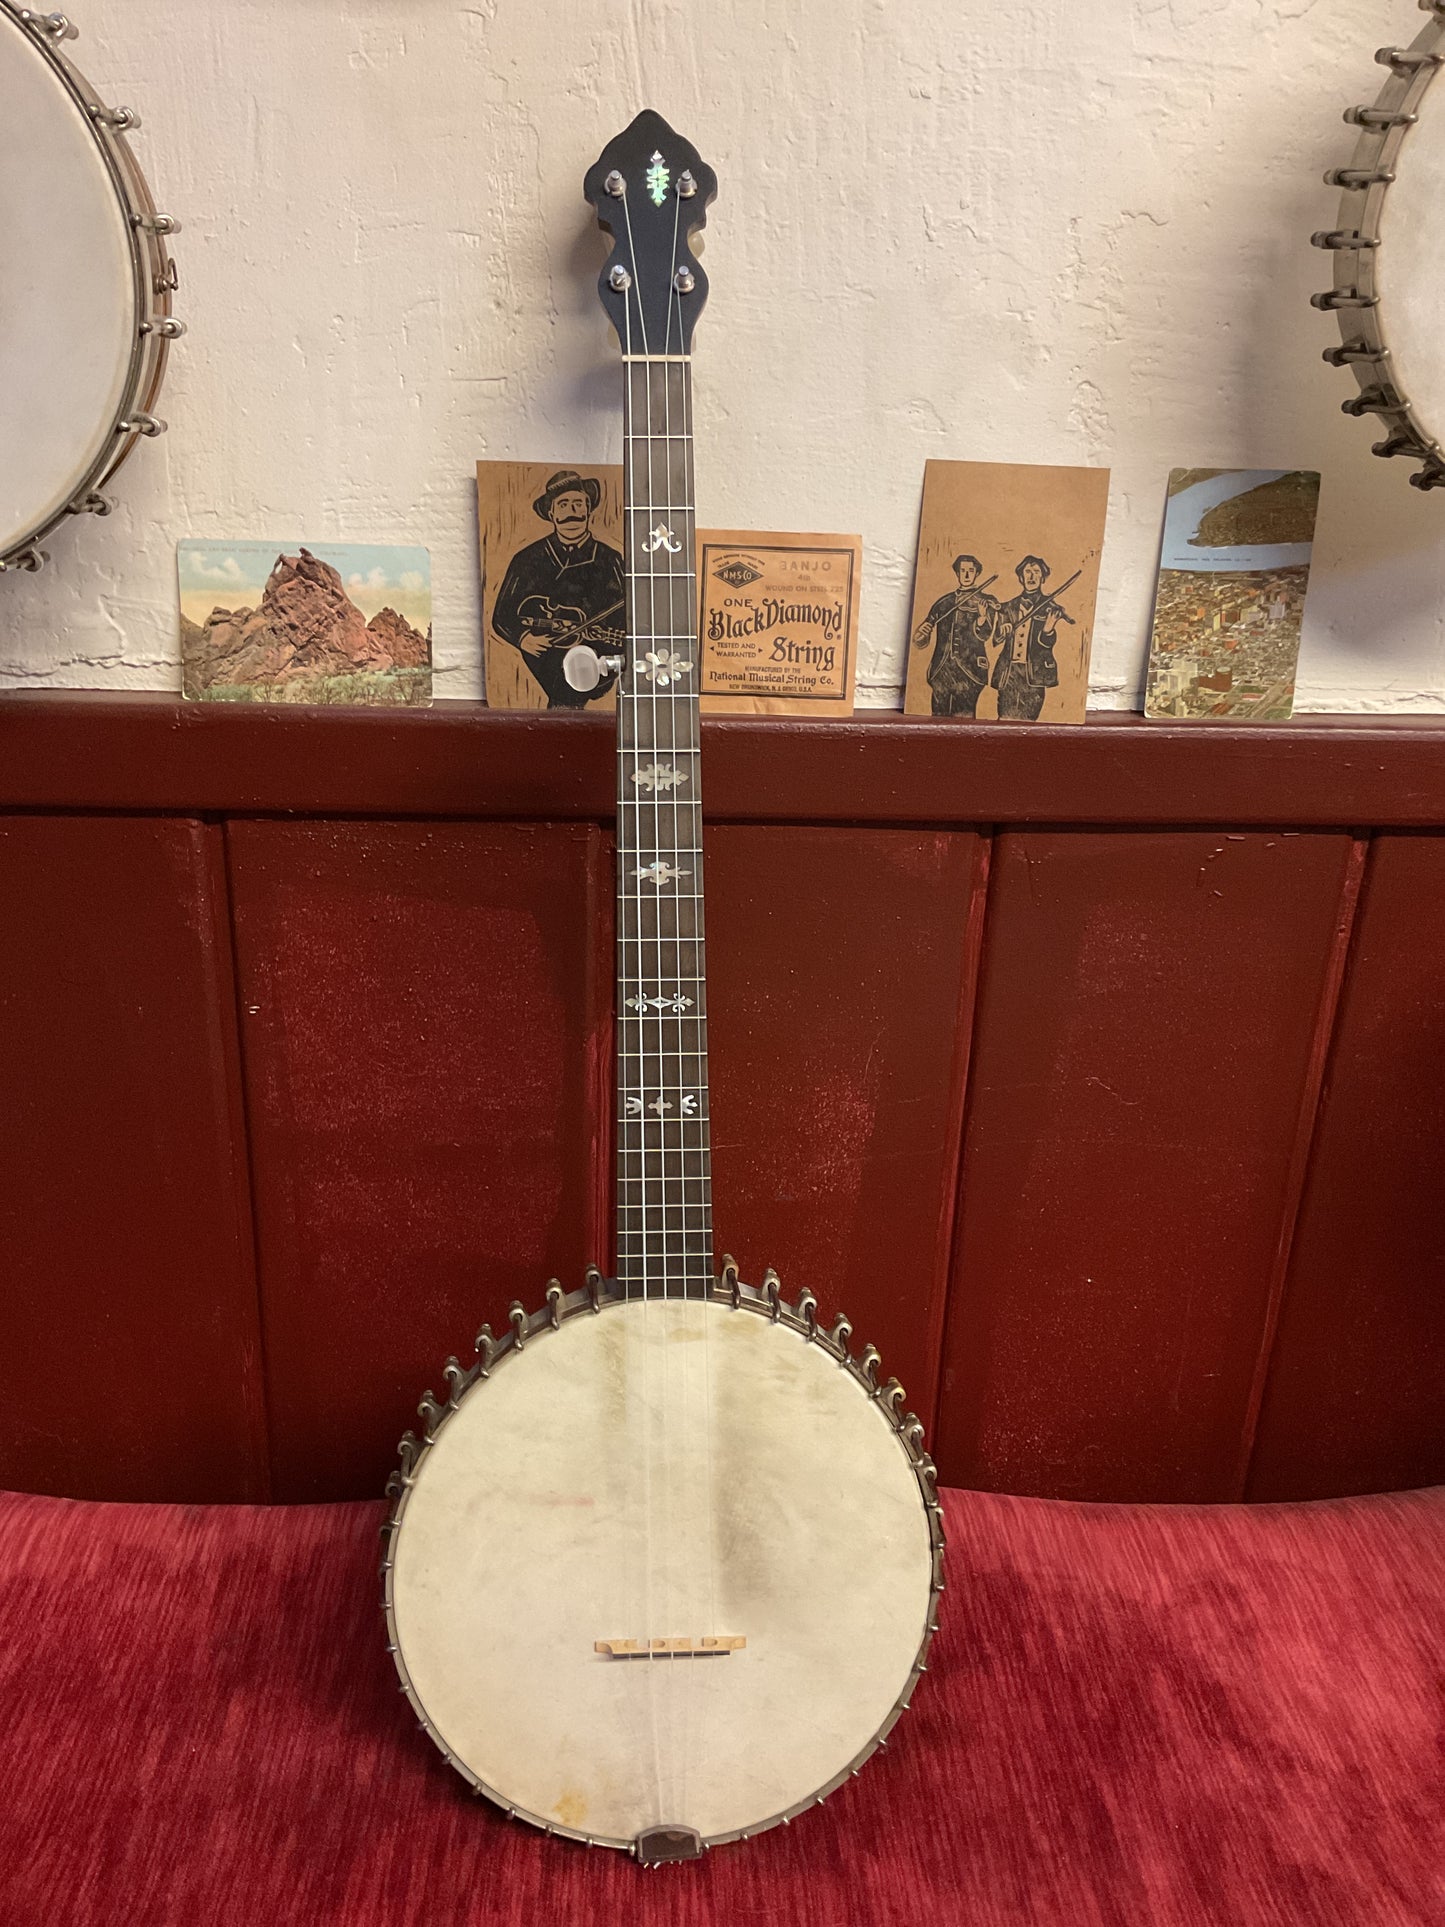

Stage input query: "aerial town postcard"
[{"left": 1143, "top": 469, "right": 1320, "bottom": 721}]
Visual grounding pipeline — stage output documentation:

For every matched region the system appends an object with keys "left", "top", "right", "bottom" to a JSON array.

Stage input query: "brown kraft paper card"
[
  {"left": 479, "top": 460, "right": 624, "bottom": 711},
  {"left": 905, "top": 460, "right": 1110, "bottom": 724},
  {"left": 696, "top": 531, "right": 860, "bottom": 716}
]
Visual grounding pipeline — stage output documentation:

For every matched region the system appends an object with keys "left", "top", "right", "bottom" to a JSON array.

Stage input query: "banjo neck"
[
  {"left": 578, "top": 110, "right": 719, "bottom": 1301},
  {"left": 615, "top": 353, "right": 712, "bottom": 1298}
]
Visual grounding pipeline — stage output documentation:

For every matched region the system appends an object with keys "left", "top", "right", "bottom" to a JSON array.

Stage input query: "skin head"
[{"left": 549, "top": 491, "right": 592, "bottom": 545}]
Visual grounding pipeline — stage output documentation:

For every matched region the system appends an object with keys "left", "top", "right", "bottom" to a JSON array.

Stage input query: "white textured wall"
[{"left": 2, "top": 0, "right": 1441, "bottom": 710}]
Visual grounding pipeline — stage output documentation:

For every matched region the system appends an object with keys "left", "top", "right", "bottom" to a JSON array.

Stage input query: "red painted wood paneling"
[
  {"left": 705, "top": 826, "right": 985, "bottom": 1427},
  {"left": 0, "top": 816, "right": 263, "bottom": 1501},
  {"left": 1248, "top": 833, "right": 1445, "bottom": 1499},
  {"left": 13, "top": 694, "right": 1445, "bottom": 828},
  {"left": 935, "top": 829, "right": 1357, "bottom": 1502},
  {"left": 227, "top": 821, "right": 611, "bottom": 1501}
]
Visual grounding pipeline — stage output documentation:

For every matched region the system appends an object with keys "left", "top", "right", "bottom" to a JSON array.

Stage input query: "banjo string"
[{"left": 663, "top": 244, "right": 695, "bottom": 1827}]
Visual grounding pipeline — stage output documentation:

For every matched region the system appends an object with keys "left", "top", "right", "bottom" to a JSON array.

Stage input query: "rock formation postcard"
[
  {"left": 696, "top": 531, "right": 860, "bottom": 716},
  {"left": 179, "top": 542, "right": 431, "bottom": 706},
  {"left": 1143, "top": 470, "right": 1320, "bottom": 721},
  {"left": 478, "top": 461, "right": 623, "bottom": 712},
  {"left": 905, "top": 460, "right": 1109, "bottom": 725}
]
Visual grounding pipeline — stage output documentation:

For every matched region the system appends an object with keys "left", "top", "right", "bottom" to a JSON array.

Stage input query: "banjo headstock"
[{"left": 583, "top": 111, "right": 717, "bottom": 355}]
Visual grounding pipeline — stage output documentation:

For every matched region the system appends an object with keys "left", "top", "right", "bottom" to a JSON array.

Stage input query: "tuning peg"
[
  {"left": 607, "top": 264, "right": 631, "bottom": 292},
  {"left": 604, "top": 169, "right": 626, "bottom": 197},
  {"left": 562, "top": 644, "right": 623, "bottom": 693},
  {"left": 674, "top": 266, "right": 696, "bottom": 294}
]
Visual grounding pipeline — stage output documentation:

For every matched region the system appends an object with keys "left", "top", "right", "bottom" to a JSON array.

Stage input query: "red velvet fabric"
[{"left": 2, "top": 1484, "right": 1440, "bottom": 1925}]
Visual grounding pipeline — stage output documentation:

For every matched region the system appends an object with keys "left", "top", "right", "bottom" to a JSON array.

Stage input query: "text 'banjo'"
[{"left": 382, "top": 112, "right": 942, "bottom": 1866}]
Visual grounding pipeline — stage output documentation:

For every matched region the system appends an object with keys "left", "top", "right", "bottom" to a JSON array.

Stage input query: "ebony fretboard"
[{"left": 616, "top": 355, "right": 711, "bottom": 1296}]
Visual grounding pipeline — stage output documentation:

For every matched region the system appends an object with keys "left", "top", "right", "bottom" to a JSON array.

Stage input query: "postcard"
[
  {"left": 179, "top": 541, "right": 431, "bottom": 705},
  {"left": 1143, "top": 469, "right": 1320, "bottom": 721},
  {"left": 478, "top": 461, "right": 624, "bottom": 711},
  {"left": 904, "top": 460, "right": 1109, "bottom": 724},
  {"left": 696, "top": 531, "right": 860, "bottom": 715}
]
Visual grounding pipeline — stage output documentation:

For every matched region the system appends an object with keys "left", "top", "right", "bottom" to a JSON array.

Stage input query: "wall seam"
[
  {"left": 217, "top": 818, "right": 277, "bottom": 1503},
  {"left": 924, "top": 828, "right": 995, "bottom": 1465},
  {"left": 1231, "top": 830, "right": 1372, "bottom": 1501}
]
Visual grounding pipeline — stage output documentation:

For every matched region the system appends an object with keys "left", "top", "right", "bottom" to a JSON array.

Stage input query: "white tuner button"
[{"left": 562, "top": 645, "right": 623, "bottom": 693}]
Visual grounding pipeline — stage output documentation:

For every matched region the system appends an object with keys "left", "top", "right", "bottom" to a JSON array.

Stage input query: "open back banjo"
[
  {"left": 382, "top": 113, "right": 942, "bottom": 1864},
  {"left": 0, "top": 4, "right": 180, "bottom": 574}
]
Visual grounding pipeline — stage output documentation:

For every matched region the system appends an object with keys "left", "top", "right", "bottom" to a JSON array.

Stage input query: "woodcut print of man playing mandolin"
[{"left": 491, "top": 468, "right": 625, "bottom": 708}]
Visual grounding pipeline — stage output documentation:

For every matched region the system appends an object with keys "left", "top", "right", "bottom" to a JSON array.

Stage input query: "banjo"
[
  {"left": 1313, "top": 0, "right": 1445, "bottom": 490},
  {"left": 0, "top": 3, "right": 180, "bottom": 574},
  {"left": 382, "top": 112, "right": 942, "bottom": 1864}
]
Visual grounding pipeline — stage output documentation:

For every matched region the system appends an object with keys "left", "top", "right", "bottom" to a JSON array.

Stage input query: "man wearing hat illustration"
[{"left": 492, "top": 469, "right": 625, "bottom": 708}]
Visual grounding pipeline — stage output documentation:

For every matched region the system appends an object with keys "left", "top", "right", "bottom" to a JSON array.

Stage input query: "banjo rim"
[
  {"left": 1314, "top": 1, "right": 1445, "bottom": 491},
  {"left": 0, "top": 2, "right": 179, "bottom": 572},
  {"left": 380, "top": 1266, "right": 946, "bottom": 1858}
]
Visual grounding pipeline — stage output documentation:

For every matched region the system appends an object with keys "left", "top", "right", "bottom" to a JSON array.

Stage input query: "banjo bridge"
[{"left": 595, "top": 1636, "right": 745, "bottom": 1659}]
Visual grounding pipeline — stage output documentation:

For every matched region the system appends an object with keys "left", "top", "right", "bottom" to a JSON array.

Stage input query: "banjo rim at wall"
[
  {"left": 0, "top": 3, "right": 180, "bottom": 573},
  {"left": 1313, "top": 0, "right": 1445, "bottom": 491}
]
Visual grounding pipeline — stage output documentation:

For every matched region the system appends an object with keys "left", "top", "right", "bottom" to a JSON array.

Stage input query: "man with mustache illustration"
[{"left": 492, "top": 469, "right": 625, "bottom": 708}]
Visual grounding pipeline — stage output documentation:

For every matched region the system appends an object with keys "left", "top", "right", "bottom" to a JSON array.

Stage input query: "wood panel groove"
[
  {"left": 925, "top": 831, "right": 995, "bottom": 1455},
  {"left": 218, "top": 821, "right": 277, "bottom": 1503},
  {"left": 1232, "top": 834, "right": 1371, "bottom": 1501}
]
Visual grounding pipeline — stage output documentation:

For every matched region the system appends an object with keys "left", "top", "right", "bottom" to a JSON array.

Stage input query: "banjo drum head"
[
  {"left": 1374, "top": 70, "right": 1445, "bottom": 453},
  {"left": 0, "top": 7, "right": 173, "bottom": 564}
]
